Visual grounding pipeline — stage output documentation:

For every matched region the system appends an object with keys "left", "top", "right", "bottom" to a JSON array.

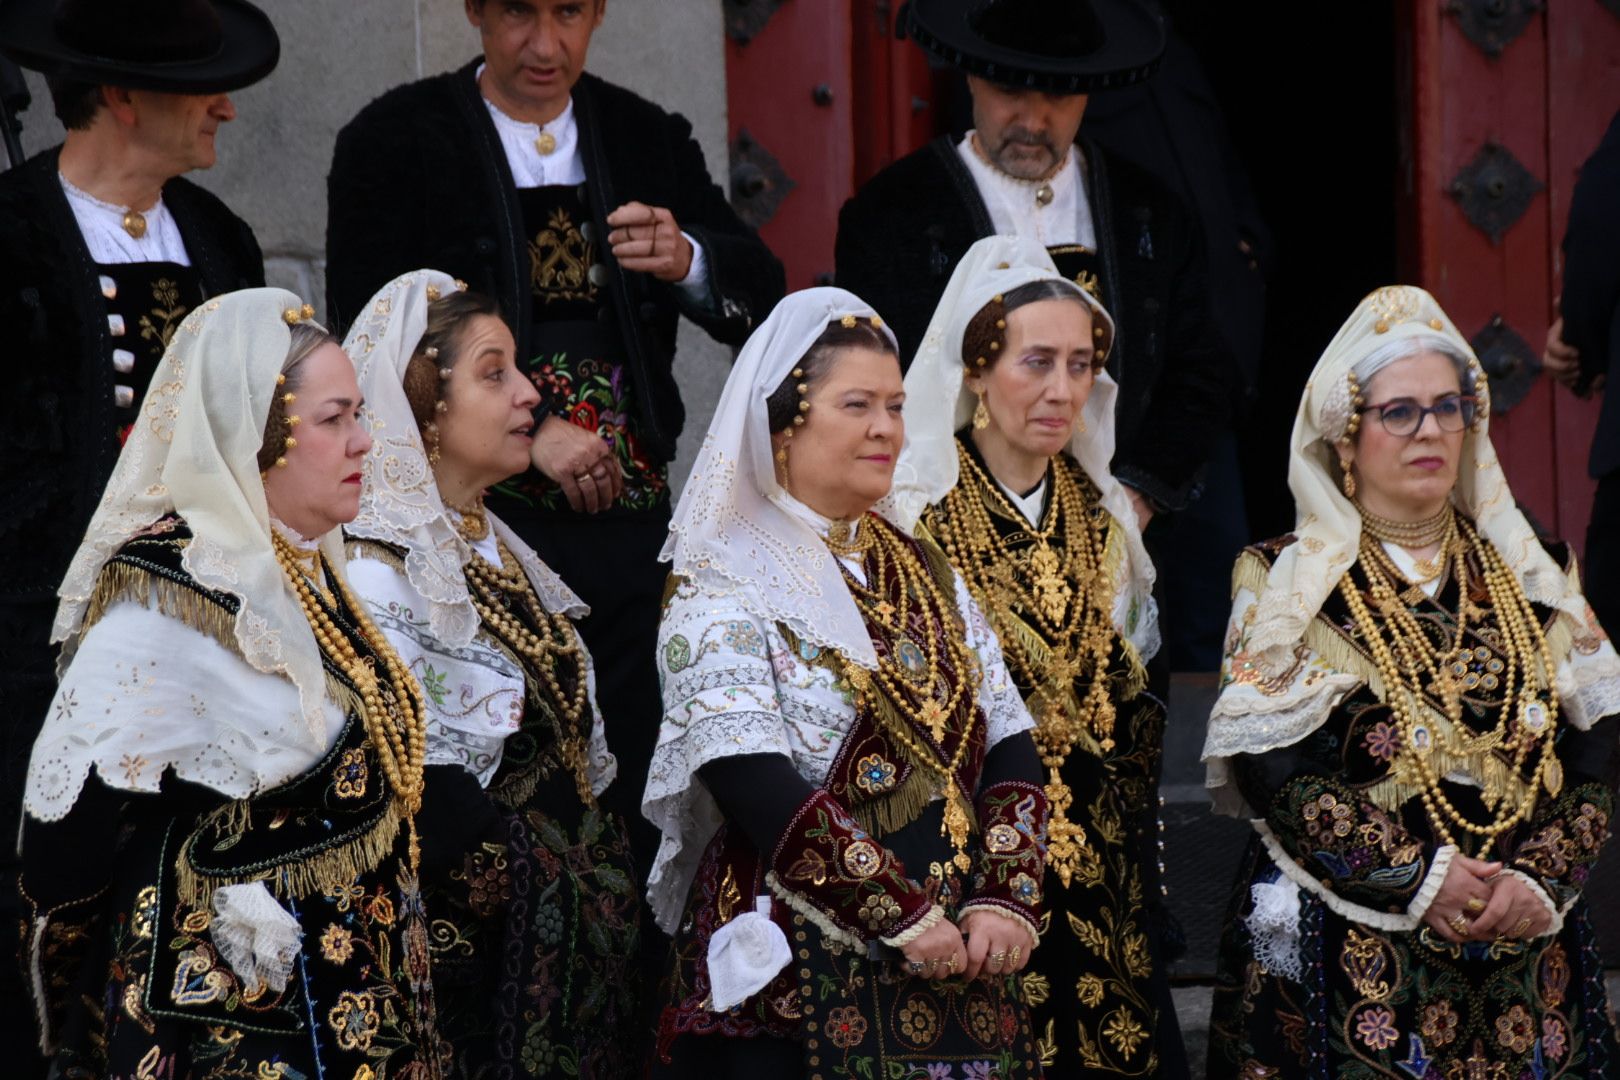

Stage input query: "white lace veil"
[
  {"left": 884, "top": 233, "right": 1160, "bottom": 661},
  {"left": 661, "top": 287, "right": 900, "bottom": 668},
  {"left": 343, "top": 269, "right": 585, "bottom": 648},
  {"left": 51, "top": 287, "right": 343, "bottom": 744}
]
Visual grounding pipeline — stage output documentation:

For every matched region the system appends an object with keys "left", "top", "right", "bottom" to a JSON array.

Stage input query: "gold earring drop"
[
  {"left": 1076, "top": 414, "right": 1087, "bottom": 435},
  {"left": 1342, "top": 467, "right": 1357, "bottom": 499},
  {"left": 972, "top": 391, "right": 990, "bottom": 431}
]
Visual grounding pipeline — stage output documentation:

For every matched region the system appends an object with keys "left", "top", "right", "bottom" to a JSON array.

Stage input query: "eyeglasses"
[{"left": 1356, "top": 394, "right": 1478, "bottom": 437}]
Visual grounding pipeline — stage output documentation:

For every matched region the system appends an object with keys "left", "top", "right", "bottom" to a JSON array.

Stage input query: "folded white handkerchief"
[
  {"left": 707, "top": 895, "right": 791, "bottom": 1011},
  {"left": 211, "top": 881, "right": 303, "bottom": 994}
]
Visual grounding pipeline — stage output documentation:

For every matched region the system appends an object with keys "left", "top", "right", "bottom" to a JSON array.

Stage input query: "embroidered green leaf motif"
[{"left": 418, "top": 664, "right": 448, "bottom": 706}]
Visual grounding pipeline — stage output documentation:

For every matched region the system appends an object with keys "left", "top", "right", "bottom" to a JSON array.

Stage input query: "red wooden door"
[
  {"left": 723, "top": 1, "right": 943, "bottom": 292},
  {"left": 1401, "top": 0, "right": 1620, "bottom": 554}
]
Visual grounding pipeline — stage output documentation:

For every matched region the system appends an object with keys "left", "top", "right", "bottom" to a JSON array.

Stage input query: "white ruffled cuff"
[
  {"left": 954, "top": 901, "right": 1039, "bottom": 949},
  {"left": 881, "top": 903, "right": 946, "bottom": 948},
  {"left": 1500, "top": 868, "right": 1571, "bottom": 937},
  {"left": 1256, "top": 821, "right": 1457, "bottom": 932}
]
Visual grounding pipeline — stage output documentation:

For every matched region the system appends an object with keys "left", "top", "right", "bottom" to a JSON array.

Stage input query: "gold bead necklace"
[
  {"left": 1356, "top": 499, "right": 1455, "bottom": 548},
  {"left": 451, "top": 497, "right": 491, "bottom": 543},
  {"left": 1338, "top": 516, "right": 1560, "bottom": 857},
  {"left": 271, "top": 531, "right": 429, "bottom": 864},
  {"left": 836, "top": 516, "right": 982, "bottom": 874},
  {"left": 464, "top": 538, "right": 594, "bottom": 805},
  {"left": 926, "top": 443, "right": 1118, "bottom": 886}
]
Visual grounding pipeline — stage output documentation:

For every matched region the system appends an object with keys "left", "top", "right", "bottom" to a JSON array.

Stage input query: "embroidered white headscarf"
[
  {"left": 343, "top": 269, "right": 604, "bottom": 789},
  {"left": 29, "top": 289, "right": 351, "bottom": 819},
  {"left": 343, "top": 268, "right": 586, "bottom": 649},
  {"left": 661, "top": 286, "right": 901, "bottom": 668},
  {"left": 885, "top": 233, "right": 1159, "bottom": 661},
  {"left": 1204, "top": 284, "right": 1620, "bottom": 815}
]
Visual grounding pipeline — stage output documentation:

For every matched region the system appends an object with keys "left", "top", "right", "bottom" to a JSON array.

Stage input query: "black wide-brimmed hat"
[
  {"left": 0, "top": 0, "right": 279, "bottom": 94},
  {"left": 905, "top": 0, "right": 1165, "bottom": 94}
]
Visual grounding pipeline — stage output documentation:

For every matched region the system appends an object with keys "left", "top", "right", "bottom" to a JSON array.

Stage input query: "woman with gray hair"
[{"left": 1202, "top": 285, "right": 1620, "bottom": 1077}]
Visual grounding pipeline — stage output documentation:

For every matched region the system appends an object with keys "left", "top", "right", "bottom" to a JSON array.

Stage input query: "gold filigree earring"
[
  {"left": 424, "top": 422, "right": 442, "bottom": 466},
  {"left": 1076, "top": 413, "right": 1087, "bottom": 435},
  {"left": 1342, "top": 465, "right": 1357, "bottom": 499},
  {"left": 972, "top": 391, "right": 990, "bottom": 431}
]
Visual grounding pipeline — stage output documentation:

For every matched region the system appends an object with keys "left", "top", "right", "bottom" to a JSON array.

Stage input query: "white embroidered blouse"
[{"left": 642, "top": 500, "right": 1035, "bottom": 933}]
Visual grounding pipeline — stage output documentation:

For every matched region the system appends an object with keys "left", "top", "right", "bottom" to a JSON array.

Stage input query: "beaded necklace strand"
[
  {"left": 836, "top": 517, "right": 982, "bottom": 873},
  {"left": 930, "top": 444, "right": 1118, "bottom": 887},
  {"left": 464, "top": 537, "right": 595, "bottom": 805},
  {"left": 1338, "top": 515, "right": 1561, "bottom": 856},
  {"left": 271, "top": 531, "right": 428, "bottom": 866}
]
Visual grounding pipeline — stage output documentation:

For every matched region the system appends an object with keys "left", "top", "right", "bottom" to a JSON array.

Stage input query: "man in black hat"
[
  {"left": 325, "top": 0, "right": 783, "bottom": 885},
  {"left": 0, "top": 0, "right": 275, "bottom": 1059},
  {"left": 837, "top": 0, "right": 1232, "bottom": 532}
]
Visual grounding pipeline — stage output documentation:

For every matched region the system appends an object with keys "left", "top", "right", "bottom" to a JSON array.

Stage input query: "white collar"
[
  {"left": 769, "top": 490, "right": 869, "bottom": 581},
  {"left": 477, "top": 65, "right": 585, "bottom": 187},
  {"left": 59, "top": 172, "right": 190, "bottom": 266},
  {"left": 994, "top": 474, "right": 1049, "bottom": 529},
  {"left": 956, "top": 134, "right": 1094, "bottom": 249}
]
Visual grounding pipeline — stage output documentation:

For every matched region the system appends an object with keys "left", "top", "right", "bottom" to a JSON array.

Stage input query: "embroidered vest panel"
[
  {"left": 491, "top": 183, "right": 669, "bottom": 517},
  {"left": 95, "top": 262, "right": 204, "bottom": 443}
]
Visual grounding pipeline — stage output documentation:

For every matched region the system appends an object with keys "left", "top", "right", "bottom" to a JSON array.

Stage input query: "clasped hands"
[
  {"left": 1422, "top": 854, "right": 1554, "bottom": 945},
  {"left": 899, "top": 910, "right": 1036, "bottom": 982}
]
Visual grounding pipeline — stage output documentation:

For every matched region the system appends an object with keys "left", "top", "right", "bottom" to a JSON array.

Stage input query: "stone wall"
[{"left": 15, "top": 0, "right": 733, "bottom": 489}]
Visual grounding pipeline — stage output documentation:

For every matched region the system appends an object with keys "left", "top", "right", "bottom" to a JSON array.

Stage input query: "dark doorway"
[{"left": 1159, "top": 0, "right": 1402, "bottom": 541}]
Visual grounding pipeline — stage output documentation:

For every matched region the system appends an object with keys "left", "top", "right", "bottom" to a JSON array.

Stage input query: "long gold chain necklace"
[
  {"left": 1356, "top": 499, "right": 1455, "bottom": 548},
  {"left": 464, "top": 539, "right": 594, "bottom": 805},
  {"left": 928, "top": 444, "right": 1118, "bottom": 886},
  {"left": 836, "top": 516, "right": 981, "bottom": 873},
  {"left": 271, "top": 532, "right": 428, "bottom": 865},
  {"left": 1338, "top": 517, "right": 1561, "bottom": 856}
]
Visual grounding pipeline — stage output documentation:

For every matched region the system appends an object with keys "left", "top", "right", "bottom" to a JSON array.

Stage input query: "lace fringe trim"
[
  {"left": 954, "top": 900, "right": 1040, "bottom": 948},
  {"left": 1255, "top": 820, "right": 1457, "bottom": 932},
  {"left": 763, "top": 871, "right": 864, "bottom": 949},
  {"left": 1500, "top": 868, "right": 1571, "bottom": 937}
]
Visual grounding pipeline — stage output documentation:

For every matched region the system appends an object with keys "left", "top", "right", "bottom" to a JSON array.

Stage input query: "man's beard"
[{"left": 988, "top": 128, "right": 1060, "bottom": 180}]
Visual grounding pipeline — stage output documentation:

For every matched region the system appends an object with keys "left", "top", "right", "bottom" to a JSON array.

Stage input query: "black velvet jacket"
[
  {"left": 835, "top": 135, "right": 1234, "bottom": 511},
  {"left": 0, "top": 147, "right": 263, "bottom": 606},
  {"left": 326, "top": 61, "right": 785, "bottom": 463}
]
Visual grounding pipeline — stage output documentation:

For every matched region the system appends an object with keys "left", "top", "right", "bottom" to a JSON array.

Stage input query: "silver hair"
[{"left": 1353, "top": 332, "right": 1474, "bottom": 396}]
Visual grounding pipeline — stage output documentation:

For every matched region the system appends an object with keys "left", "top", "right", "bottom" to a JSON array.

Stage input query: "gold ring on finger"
[
  {"left": 1447, "top": 913, "right": 1471, "bottom": 937},
  {"left": 1511, "top": 917, "right": 1533, "bottom": 938},
  {"left": 1009, "top": 945, "right": 1021, "bottom": 964},
  {"left": 1464, "top": 897, "right": 1487, "bottom": 916}
]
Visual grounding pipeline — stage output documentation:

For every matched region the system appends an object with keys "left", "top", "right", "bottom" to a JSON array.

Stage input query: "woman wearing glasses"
[{"left": 1202, "top": 286, "right": 1620, "bottom": 1078}]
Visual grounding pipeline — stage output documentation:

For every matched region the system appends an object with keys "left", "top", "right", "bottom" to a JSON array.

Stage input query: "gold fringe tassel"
[
  {"left": 174, "top": 673, "right": 404, "bottom": 910},
  {"left": 83, "top": 562, "right": 238, "bottom": 653}
]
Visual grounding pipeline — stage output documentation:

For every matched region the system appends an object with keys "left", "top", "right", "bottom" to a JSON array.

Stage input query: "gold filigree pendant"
[
  {"left": 942, "top": 779, "right": 973, "bottom": 873},
  {"left": 1028, "top": 542, "right": 1071, "bottom": 624}
]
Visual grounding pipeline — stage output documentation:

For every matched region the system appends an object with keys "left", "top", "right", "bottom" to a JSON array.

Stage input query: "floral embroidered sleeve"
[
  {"left": 767, "top": 786, "right": 942, "bottom": 948},
  {"left": 1235, "top": 752, "right": 1455, "bottom": 932},
  {"left": 958, "top": 777, "right": 1048, "bottom": 942},
  {"left": 1501, "top": 716, "right": 1620, "bottom": 920}
]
